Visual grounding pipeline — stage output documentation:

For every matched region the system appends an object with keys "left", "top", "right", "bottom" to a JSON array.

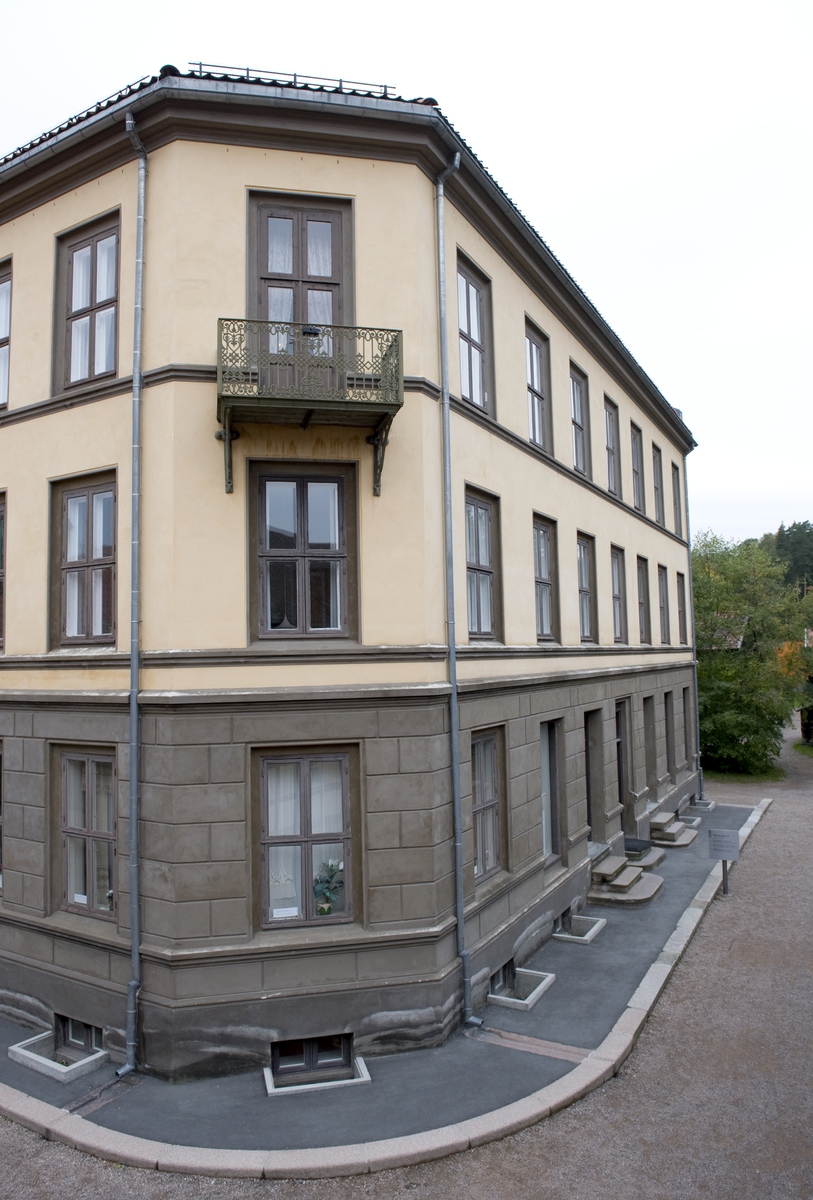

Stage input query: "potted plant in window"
[{"left": 313, "top": 859, "right": 344, "bottom": 916}]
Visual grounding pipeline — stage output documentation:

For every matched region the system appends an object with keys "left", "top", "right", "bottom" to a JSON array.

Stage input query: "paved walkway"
[{"left": 1, "top": 724, "right": 811, "bottom": 1196}]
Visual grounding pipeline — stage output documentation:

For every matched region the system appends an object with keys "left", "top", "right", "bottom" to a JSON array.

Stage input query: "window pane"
[
  {"left": 573, "top": 426, "right": 585, "bottom": 473},
  {"left": 65, "top": 570, "right": 85, "bottom": 637},
  {"left": 268, "top": 286, "right": 294, "bottom": 323},
  {"left": 309, "top": 560, "right": 341, "bottom": 629},
  {"left": 537, "top": 581, "right": 552, "bottom": 637},
  {"left": 268, "top": 844, "right": 302, "bottom": 920},
  {"left": 67, "top": 496, "right": 87, "bottom": 562},
  {"left": 470, "top": 346, "right": 483, "bottom": 407},
  {"left": 267, "top": 560, "right": 298, "bottom": 629},
  {"left": 0, "top": 279, "right": 10, "bottom": 339},
  {"left": 268, "top": 217, "right": 293, "bottom": 273},
  {"left": 92, "top": 761, "right": 115, "bottom": 833},
  {"left": 580, "top": 591, "right": 592, "bottom": 639},
  {"left": 577, "top": 543, "right": 590, "bottom": 589},
  {"left": 535, "top": 527, "right": 549, "bottom": 580},
  {"left": 571, "top": 377, "right": 582, "bottom": 424},
  {"left": 67, "top": 835, "right": 87, "bottom": 905},
  {"left": 307, "top": 482, "right": 339, "bottom": 549},
  {"left": 540, "top": 728, "right": 552, "bottom": 857},
  {"left": 310, "top": 760, "right": 343, "bottom": 833},
  {"left": 611, "top": 552, "right": 620, "bottom": 595},
  {"left": 92, "top": 840, "right": 114, "bottom": 912},
  {"left": 457, "top": 272, "right": 468, "bottom": 334},
  {"left": 72, "top": 246, "right": 91, "bottom": 312},
  {"left": 277, "top": 1040, "right": 306, "bottom": 1069},
  {"left": 0, "top": 345, "right": 8, "bottom": 408},
  {"left": 91, "top": 567, "right": 114, "bottom": 635},
  {"left": 467, "top": 569, "right": 478, "bottom": 633},
  {"left": 316, "top": 1036, "right": 345, "bottom": 1064},
  {"left": 468, "top": 282, "right": 480, "bottom": 343},
  {"left": 312, "top": 843, "right": 345, "bottom": 914},
  {"left": 96, "top": 235, "right": 117, "bottom": 302},
  {"left": 465, "top": 501, "right": 476, "bottom": 564},
  {"left": 459, "top": 338, "right": 470, "bottom": 400},
  {"left": 307, "top": 289, "right": 333, "bottom": 326},
  {"left": 478, "top": 571, "right": 493, "bottom": 633},
  {"left": 92, "top": 491, "right": 114, "bottom": 559},
  {"left": 266, "top": 762, "right": 301, "bottom": 836},
  {"left": 477, "top": 505, "right": 490, "bottom": 566},
  {"left": 70, "top": 316, "right": 90, "bottom": 382},
  {"left": 307, "top": 221, "right": 333, "bottom": 277},
  {"left": 66, "top": 758, "right": 86, "bottom": 827},
  {"left": 266, "top": 481, "right": 297, "bottom": 549},
  {"left": 613, "top": 595, "right": 623, "bottom": 641},
  {"left": 481, "top": 805, "right": 498, "bottom": 875},
  {"left": 94, "top": 307, "right": 116, "bottom": 375}
]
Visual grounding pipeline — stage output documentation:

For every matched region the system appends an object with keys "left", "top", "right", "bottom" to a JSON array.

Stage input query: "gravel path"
[{"left": 2, "top": 724, "right": 811, "bottom": 1200}]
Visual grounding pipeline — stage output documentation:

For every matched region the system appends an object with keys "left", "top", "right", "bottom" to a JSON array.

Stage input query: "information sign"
[{"left": 708, "top": 828, "right": 740, "bottom": 861}]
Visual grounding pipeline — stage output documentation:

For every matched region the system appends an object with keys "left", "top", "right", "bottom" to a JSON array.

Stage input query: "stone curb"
[{"left": 0, "top": 801, "right": 772, "bottom": 1179}]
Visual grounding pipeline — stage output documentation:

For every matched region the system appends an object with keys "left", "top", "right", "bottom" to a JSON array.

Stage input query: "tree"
[
  {"left": 760, "top": 521, "right": 813, "bottom": 594},
  {"left": 693, "top": 531, "right": 813, "bottom": 773}
]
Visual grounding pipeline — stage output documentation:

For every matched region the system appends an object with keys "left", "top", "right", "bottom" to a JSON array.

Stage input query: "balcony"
[{"left": 216, "top": 319, "right": 404, "bottom": 494}]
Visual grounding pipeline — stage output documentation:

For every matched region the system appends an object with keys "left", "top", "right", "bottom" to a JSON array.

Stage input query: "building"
[{"left": 0, "top": 65, "right": 699, "bottom": 1081}]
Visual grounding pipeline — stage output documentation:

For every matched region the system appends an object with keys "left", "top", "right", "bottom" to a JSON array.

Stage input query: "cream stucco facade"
[{"left": 0, "top": 68, "right": 698, "bottom": 1079}]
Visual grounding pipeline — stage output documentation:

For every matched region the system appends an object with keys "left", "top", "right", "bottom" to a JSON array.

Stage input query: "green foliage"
[
  {"left": 759, "top": 521, "right": 813, "bottom": 594},
  {"left": 313, "top": 859, "right": 344, "bottom": 913},
  {"left": 794, "top": 742, "right": 813, "bottom": 759},
  {"left": 693, "top": 531, "right": 813, "bottom": 773}
]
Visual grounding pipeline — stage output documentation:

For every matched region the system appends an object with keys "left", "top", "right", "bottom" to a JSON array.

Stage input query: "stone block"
[
  {"left": 364, "top": 738, "right": 399, "bottom": 775},
  {"left": 210, "top": 744, "right": 245, "bottom": 783},
  {"left": 458, "top": 1092, "right": 550, "bottom": 1147},
  {"left": 140, "top": 859, "right": 174, "bottom": 901},
  {"left": 356, "top": 941, "right": 436, "bottom": 981},
  {"left": 173, "top": 824, "right": 211, "bottom": 863},
  {"left": 0, "top": 919, "right": 52, "bottom": 960},
  {"left": 174, "top": 861, "right": 246, "bottom": 903},
  {"left": 367, "top": 847, "right": 435, "bottom": 887},
  {"left": 0, "top": 712, "right": 13, "bottom": 735},
  {"left": 0, "top": 1082, "right": 67, "bottom": 1137},
  {"left": 174, "top": 960, "right": 262, "bottom": 1000},
  {"left": 4, "top": 837, "right": 44, "bottom": 875},
  {"left": 366, "top": 812, "right": 400, "bottom": 849},
  {"left": 173, "top": 783, "right": 246, "bottom": 824},
  {"left": 210, "top": 822, "right": 246, "bottom": 861},
  {"left": 261, "top": 1145, "right": 369, "bottom": 1179},
  {"left": 366, "top": 772, "right": 434, "bottom": 813},
  {"left": 401, "top": 881, "right": 437, "bottom": 921},
  {"left": 32, "top": 711, "right": 125, "bottom": 742},
  {"left": 23, "top": 807, "right": 45, "bottom": 842},
  {"left": 22, "top": 739, "right": 45, "bottom": 774},
  {"left": 50, "top": 1113, "right": 163, "bottom": 1169},
  {"left": 14, "top": 713, "right": 33, "bottom": 738},
  {"left": 22, "top": 874, "right": 45, "bottom": 911},
  {"left": 3, "top": 803, "right": 24, "bottom": 839},
  {"left": 141, "top": 821, "right": 174, "bottom": 863},
  {"left": 171, "top": 745, "right": 210, "bottom": 786},
  {"left": 367, "top": 1126, "right": 469, "bottom": 1171},
  {"left": 0, "top": 870, "right": 23, "bottom": 905},
  {"left": 2, "top": 738, "right": 24, "bottom": 771},
  {"left": 173, "top": 901, "right": 212, "bottom": 939},
  {"left": 3, "top": 772, "right": 45, "bottom": 807},
  {"left": 367, "top": 884, "right": 402, "bottom": 923},
  {"left": 54, "top": 939, "right": 110, "bottom": 980},
  {"left": 155, "top": 714, "right": 232, "bottom": 746},
  {"left": 400, "top": 809, "right": 441, "bottom": 848},
  {"left": 262, "top": 951, "right": 356, "bottom": 991},
  {"left": 378, "top": 705, "right": 446, "bottom": 738},
  {"left": 139, "top": 783, "right": 173, "bottom": 822},
  {"left": 398, "top": 734, "right": 450, "bottom": 774},
  {"left": 141, "top": 745, "right": 174, "bottom": 785},
  {"left": 211, "top": 898, "right": 249, "bottom": 937}
]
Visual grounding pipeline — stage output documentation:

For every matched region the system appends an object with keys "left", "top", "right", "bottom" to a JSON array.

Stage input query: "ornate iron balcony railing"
[{"left": 216, "top": 319, "right": 403, "bottom": 494}]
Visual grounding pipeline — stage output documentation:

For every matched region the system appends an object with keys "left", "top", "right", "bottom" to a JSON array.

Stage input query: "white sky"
[{"left": 2, "top": 0, "right": 810, "bottom": 542}]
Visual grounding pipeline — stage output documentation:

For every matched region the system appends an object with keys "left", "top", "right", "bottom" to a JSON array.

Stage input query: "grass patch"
[
  {"left": 793, "top": 741, "right": 813, "bottom": 759},
  {"left": 703, "top": 765, "right": 786, "bottom": 784}
]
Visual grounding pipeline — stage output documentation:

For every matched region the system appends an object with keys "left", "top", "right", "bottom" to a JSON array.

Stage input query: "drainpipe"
[
  {"left": 117, "top": 112, "right": 147, "bottom": 1077},
  {"left": 435, "top": 152, "right": 480, "bottom": 1027},
  {"left": 682, "top": 453, "right": 708, "bottom": 807}
]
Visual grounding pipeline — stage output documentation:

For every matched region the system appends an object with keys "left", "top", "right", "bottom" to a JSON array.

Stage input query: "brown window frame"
[
  {"left": 652, "top": 445, "right": 665, "bottom": 526},
  {"left": 50, "top": 472, "right": 117, "bottom": 648},
  {"left": 610, "top": 545, "right": 627, "bottom": 643},
  {"left": 457, "top": 257, "right": 493, "bottom": 414},
  {"left": 0, "top": 259, "right": 11, "bottom": 408},
  {"left": 250, "top": 461, "right": 358, "bottom": 641},
  {"left": 604, "top": 398, "right": 620, "bottom": 496},
  {"left": 54, "top": 214, "right": 120, "bottom": 394},
  {"left": 526, "top": 324, "right": 552, "bottom": 451},
  {"left": 658, "top": 564, "right": 671, "bottom": 644},
  {"left": 56, "top": 1015, "right": 104, "bottom": 1056},
  {"left": 466, "top": 489, "right": 501, "bottom": 640},
  {"left": 664, "top": 690, "right": 676, "bottom": 781},
  {"left": 577, "top": 534, "right": 597, "bottom": 643},
  {"left": 471, "top": 730, "right": 502, "bottom": 882},
  {"left": 272, "top": 1034, "right": 354, "bottom": 1086},
  {"left": 631, "top": 424, "right": 645, "bottom": 513},
  {"left": 677, "top": 572, "right": 688, "bottom": 644},
  {"left": 60, "top": 752, "right": 117, "bottom": 922},
  {"left": 533, "top": 516, "right": 558, "bottom": 642},
  {"left": 539, "top": 720, "right": 560, "bottom": 859},
  {"left": 570, "top": 365, "right": 591, "bottom": 477},
  {"left": 672, "top": 463, "right": 683, "bottom": 538},
  {"left": 260, "top": 752, "right": 352, "bottom": 929},
  {"left": 637, "top": 556, "right": 651, "bottom": 644}
]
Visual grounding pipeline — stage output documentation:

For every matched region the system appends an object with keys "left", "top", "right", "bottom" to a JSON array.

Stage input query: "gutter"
[{"left": 117, "top": 112, "right": 147, "bottom": 1077}]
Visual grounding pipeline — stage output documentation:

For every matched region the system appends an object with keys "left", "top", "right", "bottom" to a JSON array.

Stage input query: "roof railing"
[{"left": 188, "top": 62, "right": 396, "bottom": 98}]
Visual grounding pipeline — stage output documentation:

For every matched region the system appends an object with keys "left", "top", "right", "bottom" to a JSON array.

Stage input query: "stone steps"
[
  {"left": 636, "top": 846, "right": 666, "bottom": 871},
  {"left": 607, "top": 865, "right": 644, "bottom": 891},
  {"left": 590, "top": 855, "right": 628, "bottom": 884},
  {"left": 649, "top": 810, "right": 676, "bottom": 833},
  {"left": 588, "top": 872, "right": 664, "bottom": 907},
  {"left": 652, "top": 827, "right": 698, "bottom": 848}
]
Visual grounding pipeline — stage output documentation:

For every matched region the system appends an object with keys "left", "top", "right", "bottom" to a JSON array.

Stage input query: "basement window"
[
  {"left": 57, "top": 1015, "right": 104, "bottom": 1059},
  {"left": 271, "top": 1034, "right": 353, "bottom": 1087}
]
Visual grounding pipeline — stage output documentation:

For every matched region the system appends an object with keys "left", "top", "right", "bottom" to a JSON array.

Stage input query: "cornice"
[{"left": 0, "top": 76, "right": 694, "bottom": 451}]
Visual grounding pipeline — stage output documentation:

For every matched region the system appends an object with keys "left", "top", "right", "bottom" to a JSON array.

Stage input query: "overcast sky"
[{"left": 3, "top": 0, "right": 809, "bottom": 541}]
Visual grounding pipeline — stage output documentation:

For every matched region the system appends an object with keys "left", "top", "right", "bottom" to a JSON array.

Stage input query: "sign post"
[{"left": 708, "top": 828, "right": 740, "bottom": 895}]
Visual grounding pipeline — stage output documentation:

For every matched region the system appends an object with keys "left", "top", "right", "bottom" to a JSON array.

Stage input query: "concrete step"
[
  {"left": 607, "top": 865, "right": 644, "bottom": 892},
  {"left": 652, "top": 828, "right": 698, "bottom": 849},
  {"left": 649, "top": 811, "right": 676, "bottom": 833},
  {"left": 590, "top": 855, "right": 628, "bottom": 883},
  {"left": 587, "top": 872, "right": 664, "bottom": 907},
  {"left": 637, "top": 846, "right": 666, "bottom": 871},
  {"left": 656, "top": 820, "right": 686, "bottom": 842}
]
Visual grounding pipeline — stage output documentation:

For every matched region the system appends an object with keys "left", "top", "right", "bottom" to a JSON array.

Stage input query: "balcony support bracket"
[
  {"left": 215, "top": 408, "right": 240, "bottom": 493},
  {"left": 367, "top": 414, "right": 394, "bottom": 497}
]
